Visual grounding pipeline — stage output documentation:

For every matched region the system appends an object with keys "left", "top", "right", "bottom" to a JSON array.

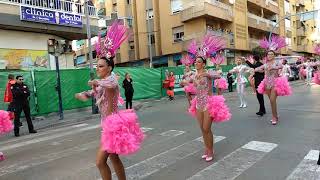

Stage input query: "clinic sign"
[{"left": 20, "top": 6, "right": 82, "bottom": 28}]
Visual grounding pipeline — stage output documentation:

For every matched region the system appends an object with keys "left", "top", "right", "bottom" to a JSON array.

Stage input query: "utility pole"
[
  {"left": 84, "top": 0, "right": 98, "bottom": 114},
  {"left": 146, "top": 0, "right": 153, "bottom": 68}
]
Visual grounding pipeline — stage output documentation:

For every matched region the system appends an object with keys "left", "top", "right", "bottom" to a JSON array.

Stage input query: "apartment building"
[
  {"left": 83, "top": 0, "right": 318, "bottom": 68},
  {"left": 0, "top": 0, "right": 98, "bottom": 70}
]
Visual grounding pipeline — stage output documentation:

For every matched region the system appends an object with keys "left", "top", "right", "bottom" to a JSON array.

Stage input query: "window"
[
  {"left": 127, "top": 19, "right": 133, "bottom": 27},
  {"left": 172, "top": 26, "right": 184, "bottom": 42},
  {"left": 129, "top": 41, "right": 134, "bottom": 49},
  {"left": 286, "top": 38, "right": 292, "bottom": 47},
  {"left": 127, "top": 0, "right": 131, "bottom": 4},
  {"left": 149, "top": 34, "right": 155, "bottom": 44},
  {"left": 171, "top": 0, "right": 182, "bottom": 14},
  {"left": 285, "top": 19, "right": 291, "bottom": 28},
  {"left": 146, "top": 9, "right": 154, "bottom": 19}
]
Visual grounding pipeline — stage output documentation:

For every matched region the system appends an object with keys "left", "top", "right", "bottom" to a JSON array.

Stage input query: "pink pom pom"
[
  {"left": 257, "top": 79, "right": 266, "bottom": 94},
  {"left": 274, "top": 77, "right": 292, "bottom": 96},
  {"left": 0, "top": 110, "right": 13, "bottom": 135},
  {"left": 0, "top": 152, "right": 5, "bottom": 161},
  {"left": 188, "top": 96, "right": 231, "bottom": 123},
  {"left": 214, "top": 78, "right": 228, "bottom": 90},
  {"left": 313, "top": 71, "right": 320, "bottom": 85},
  {"left": 207, "top": 95, "right": 231, "bottom": 122},
  {"left": 184, "top": 83, "right": 196, "bottom": 94},
  {"left": 101, "top": 109, "right": 144, "bottom": 155}
]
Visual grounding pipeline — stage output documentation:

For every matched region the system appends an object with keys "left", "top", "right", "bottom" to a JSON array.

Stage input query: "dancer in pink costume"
[
  {"left": 180, "top": 55, "right": 196, "bottom": 106},
  {"left": 312, "top": 44, "right": 320, "bottom": 85},
  {"left": 212, "top": 55, "right": 228, "bottom": 95},
  {"left": 297, "top": 59, "right": 315, "bottom": 86},
  {"left": 183, "top": 35, "right": 231, "bottom": 162},
  {"left": 256, "top": 35, "right": 292, "bottom": 125},
  {"left": 229, "top": 57, "right": 251, "bottom": 108},
  {"left": 75, "top": 21, "right": 144, "bottom": 180},
  {"left": 0, "top": 110, "right": 14, "bottom": 162}
]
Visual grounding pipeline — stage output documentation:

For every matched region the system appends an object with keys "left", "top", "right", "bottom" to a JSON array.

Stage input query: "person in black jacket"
[
  {"left": 11, "top": 75, "right": 37, "bottom": 137},
  {"left": 122, "top": 73, "right": 134, "bottom": 109},
  {"left": 227, "top": 72, "right": 234, "bottom": 92},
  {"left": 245, "top": 55, "right": 266, "bottom": 116}
]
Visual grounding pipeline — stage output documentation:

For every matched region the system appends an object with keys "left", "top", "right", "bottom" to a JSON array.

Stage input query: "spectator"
[
  {"left": 11, "top": 75, "right": 37, "bottom": 137},
  {"left": 122, "top": 73, "right": 134, "bottom": 109}
]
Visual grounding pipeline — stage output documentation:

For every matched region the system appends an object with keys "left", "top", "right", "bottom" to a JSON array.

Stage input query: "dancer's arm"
[
  {"left": 202, "top": 69, "right": 220, "bottom": 79},
  {"left": 255, "top": 64, "right": 265, "bottom": 72}
]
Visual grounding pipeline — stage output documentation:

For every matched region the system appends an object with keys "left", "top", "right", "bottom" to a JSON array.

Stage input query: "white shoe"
[
  {"left": 201, "top": 154, "right": 207, "bottom": 159},
  {"left": 239, "top": 104, "right": 243, "bottom": 108},
  {"left": 242, "top": 104, "right": 247, "bottom": 108},
  {"left": 205, "top": 156, "right": 213, "bottom": 162}
]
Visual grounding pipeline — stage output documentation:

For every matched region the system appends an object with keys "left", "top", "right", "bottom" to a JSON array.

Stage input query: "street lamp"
[
  {"left": 84, "top": 0, "right": 99, "bottom": 114},
  {"left": 48, "top": 39, "right": 64, "bottom": 120}
]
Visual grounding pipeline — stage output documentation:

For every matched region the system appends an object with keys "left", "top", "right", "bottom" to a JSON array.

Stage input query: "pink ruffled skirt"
[
  {"left": 101, "top": 109, "right": 144, "bottom": 155},
  {"left": 184, "top": 83, "right": 196, "bottom": 94},
  {"left": 0, "top": 110, "right": 13, "bottom": 135},
  {"left": 188, "top": 95, "right": 231, "bottom": 123},
  {"left": 313, "top": 71, "right": 320, "bottom": 85},
  {"left": 257, "top": 77, "right": 292, "bottom": 96},
  {"left": 214, "top": 78, "right": 228, "bottom": 90}
]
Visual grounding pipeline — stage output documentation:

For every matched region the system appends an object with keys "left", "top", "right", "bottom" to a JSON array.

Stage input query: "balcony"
[
  {"left": 296, "top": 0, "right": 305, "bottom": 6},
  {"left": 249, "top": 38, "right": 260, "bottom": 50},
  {"left": 248, "top": 0, "right": 279, "bottom": 14},
  {"left": 296, "top": 45, "right": 307, "bottom": 52},
  {"left": 248, "top": 13, "right": 279, "bottom": 34},
  {"left": 181, "top": 0, "right": 233, "bottom": 22},
  {"left": 296, "top": 28, "right": 306, "bottom": 37},
  {"left": 0, "top": 0, "right": 99, "bottom": 40},
  {"left": 182, "top": 29, "right": 235, "bottom": 51},
  {"left": 286, "top": 29, "right": 292, "bottom": 37}
]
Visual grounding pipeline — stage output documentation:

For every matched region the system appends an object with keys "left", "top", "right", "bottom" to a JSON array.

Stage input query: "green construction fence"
[{"left": 1, "top": 65, "right": 246, "bottom": 116}]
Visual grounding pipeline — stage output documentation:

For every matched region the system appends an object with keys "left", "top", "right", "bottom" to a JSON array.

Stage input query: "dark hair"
[
  {"left": 253, "top": 55, "right": 260, "bottom": 62},
  {"left": 283, "top": 59, "right": 288, "bottom": 64},
  {"left": 196, "top": 56, "right": 207, "bottom": 64},
  {"left": 100, "top": 56, "right": 115, "bottom": 71},
  {"left": 8, "top": 74, "right": 14, "bottom": 80},
  {"left": 16, "top": 75, "right": 23, "bottom": 80},
  {"left": 267, "top": 50, "right": 276, "bottom": 55}
]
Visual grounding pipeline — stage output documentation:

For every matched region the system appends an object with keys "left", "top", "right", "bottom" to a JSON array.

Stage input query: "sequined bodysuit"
[
  {"left": 193, "top": 70, "right": 220, "bottom": 111},
  {"left": 259, "top": 61, "right": 283, "bottom": 89},
  {"left": 82, "top": 73, "right": 119, "bottom": 119}
]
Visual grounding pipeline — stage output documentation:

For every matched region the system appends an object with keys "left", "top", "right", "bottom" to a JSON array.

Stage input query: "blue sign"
[{"left": 20, "top": 6, "right": 82, "bottom": 28}]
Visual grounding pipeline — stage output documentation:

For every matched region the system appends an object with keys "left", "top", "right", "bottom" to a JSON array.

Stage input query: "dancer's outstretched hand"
[
  {"left": 75, "top": 93, "right": 88, "bottom": 101},
  {"left": 88, "top": 80, "right": 98, "bottom": 87}
]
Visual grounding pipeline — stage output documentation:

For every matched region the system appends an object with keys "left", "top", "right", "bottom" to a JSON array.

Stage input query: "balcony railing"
[
  {"left": 248, "top": 13, "right": 279, "bottom": 33},
  {"left": 296, "top": 28, "right": 306, "bottom": 36},
  {"left": 0, "top": 0, "right": 97, "bottom": 16},
  {"left": 296, "top": 45, "right": 307, "bottom": 52},
  {"left": 248, "top": 0, "right": 279, "bottom": 14},
  {"left": 181, "top": 0, "right": 233, "bottom": 22}
]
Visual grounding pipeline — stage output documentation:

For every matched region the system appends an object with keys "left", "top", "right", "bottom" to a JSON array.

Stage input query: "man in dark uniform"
[
  {"left": 245, "top": 55, "right": 266, "bottom": 116},
  {"left": 11, "top": 75, "right": 37, "bottom": 137}
]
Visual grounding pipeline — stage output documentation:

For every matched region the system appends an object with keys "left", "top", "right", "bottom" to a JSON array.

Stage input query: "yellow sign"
[{"left": 0, "top": 48, "right": 48, "bottom": 70}]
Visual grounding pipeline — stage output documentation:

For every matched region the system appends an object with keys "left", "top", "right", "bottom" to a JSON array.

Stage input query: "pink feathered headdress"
[
  {"left": 210, "top": 53, "right": 225, "bottom": 65},
  {"left": 314, "top": 43, "right": 320, "bottom": 55},
  {"left": 187, "top": 34, "right": 225, "bottom": 60},
  {"left": 259, "top": 35, "right": 286, "bottom": 52},
  {"left": 180, "top": 55, "right": 194, "bottom": 66},
  {"left": 95, "top": 21, "right": 129, "bottom": 59}
]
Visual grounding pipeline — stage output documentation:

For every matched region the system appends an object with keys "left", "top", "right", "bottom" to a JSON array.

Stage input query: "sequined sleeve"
[
  {"left": 255, "top": 64, "right": 265, "bottom": 72},
  {"left": 97, "top": 75, "right": 118, "bottom": 89},
  {"left": 79, "top": 90, "right": 95, "bottom": 98}
]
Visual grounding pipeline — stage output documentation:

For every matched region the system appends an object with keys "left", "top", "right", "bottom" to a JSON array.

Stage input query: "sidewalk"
[{"left": 2, "top": 80, "right": 305, "bottom": 139}]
